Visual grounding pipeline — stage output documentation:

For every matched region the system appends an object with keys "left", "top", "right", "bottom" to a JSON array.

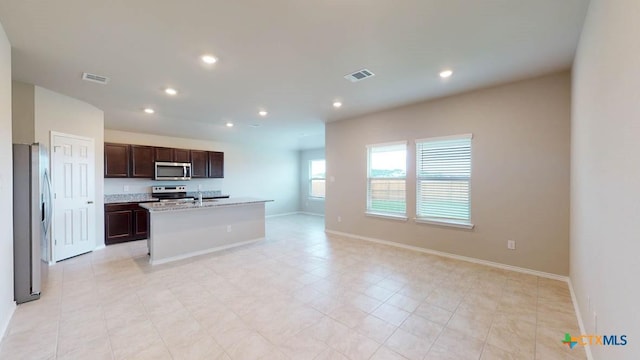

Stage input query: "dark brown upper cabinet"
[
  {"left": 155, "top": 147, "right": 191, "bottom": 163},
  {"left": 104, "top": 143, "right": 130, "bottom": 178},
  {"left": 208, "top": 151, "right": 224, "bottom": 178},
  {"left": 174, "top": 148, "right": 191, "bottom": 163},
  {"left": 130, "top": 145, "right": 154, "bottom": 178},
  {"left": 191, "top": 150, "right": 208, "bottom": 178},
  {"left": 103, "top": 143, "right": 222, "bottom": 179},
  {"left": 154, "top": 147, "right": 174, "bottom": 162}
]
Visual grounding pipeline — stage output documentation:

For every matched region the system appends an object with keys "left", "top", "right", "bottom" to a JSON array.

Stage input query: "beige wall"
[
  {"left": 299, "top": 148, "right": 325, "bottom": 215},
  {"left": 11, "top": 81, "right": 34, "bottom": 144},
  {"left": 12, "top": 82, "right": 105, "bottom": 250},
  {"left": 326, "top": 72, "right": 571, "bottom": 275},
  {"left": 34, "top": 86, "right": 105, "bottom": 249},
  {"left": 104, "top": 130, "right": 299, "bottom": 216},
  {"left": 0, "top": 21, "right": 14, "bottom": 337},
  {"left": 572, "top": 0, "right": 640, "bottom": 358}
]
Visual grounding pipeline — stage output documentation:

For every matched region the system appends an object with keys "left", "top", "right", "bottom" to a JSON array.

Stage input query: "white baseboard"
[
  {"left": 298, "top": 212, "right": 325, "bottom": 217},
  {"left": 0, "top": 301, "right": 16, "bottom": 340},
  {"left": 325, "top": 229, "right": 568, "bottom": 282},
  {"left": 568, "top": 278, "right": 593, "bottom": 360},
  {"left": 267, "top": 211, "right": 325, "bottom": 218},
  {"left": 94, "top": 244, "right": 106, "bottom": 251},
  {"left": 266, "top": 212, "right": 299, "bottom": 218}
]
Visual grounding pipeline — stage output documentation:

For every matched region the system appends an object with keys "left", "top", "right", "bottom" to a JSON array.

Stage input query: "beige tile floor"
[{"left": 0, "top": 214, "right": 587, "bottom": 360}]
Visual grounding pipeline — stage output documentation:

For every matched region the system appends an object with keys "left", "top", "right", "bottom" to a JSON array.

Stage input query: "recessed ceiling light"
[
  {"left": 225, "top": 122, "right": 234, "bottom": 127},
  {"left": 201, "top": 55, "right": 218, "bottom": 64},
  {"left": 258, "top": 110, "right": 268, "bottom": 117},
  {"left": 165, "top": 88, "right": 177, "bottom": 96},
  {"left": 439, "top": 70, "right": 453, "bottom": 78},
  {"left": 143, "top": 108, "right": 155, "bottom": 114},
  {"left": 333, "top": 101, "right": 343, "bottom": 108}
]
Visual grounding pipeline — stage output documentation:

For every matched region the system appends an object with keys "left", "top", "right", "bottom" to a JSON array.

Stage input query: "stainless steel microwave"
[{"left": 154, "top": 162, "right": 192, "bottom": 181}]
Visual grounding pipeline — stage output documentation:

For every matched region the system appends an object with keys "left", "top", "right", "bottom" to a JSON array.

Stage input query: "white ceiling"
[{"left": 0, "top": 0, "right": 589, "bottom": 150}]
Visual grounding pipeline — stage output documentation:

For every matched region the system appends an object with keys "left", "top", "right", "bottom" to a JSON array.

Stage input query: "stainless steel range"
[{"left": 151, "top": 186, "right": 194, "bottom": 203}]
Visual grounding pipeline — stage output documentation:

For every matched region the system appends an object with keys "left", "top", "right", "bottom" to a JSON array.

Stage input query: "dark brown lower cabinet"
[
  {"left": 105, "top": 203, "right": 149, "bottom": 245},
  {"left": 133, "top": 208, "right": 149, "bottom": 239}
]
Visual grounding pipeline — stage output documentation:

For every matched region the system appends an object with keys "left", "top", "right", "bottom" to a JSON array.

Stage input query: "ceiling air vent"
[
  {"left": 344, "top": 68, "right": 375, "bottom": 82},
  {"left": 81, "top": 72, "right": 110, "bottom": 85}
]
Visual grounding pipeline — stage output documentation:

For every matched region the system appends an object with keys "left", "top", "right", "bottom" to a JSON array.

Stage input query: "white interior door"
[{"left": 52, "top": 133, "right": 96, "bottom": 261}]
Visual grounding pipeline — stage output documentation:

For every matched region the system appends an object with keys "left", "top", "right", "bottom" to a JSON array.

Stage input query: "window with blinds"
[
  {"left": 367, "top": 142, "right": 407, "bottom": 217},
  {"left": 416, "top": 134, "right": 472, "bottom": 225}
]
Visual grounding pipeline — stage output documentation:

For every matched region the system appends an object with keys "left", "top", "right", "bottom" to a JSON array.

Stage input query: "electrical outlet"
[
  {"left": 507, "top": 240, "right": 516, "bottom": 250},
  {"left": 593, "top": 312, "right": 598, "bottom": 333},
  {"left": 330, "top": 176, "right": 335, "bottom": 182},
  {"left": 226, "top": 225, "right": 232, "bottom": 233},
  {"left": 123, "top": 185, "right": 129, "bottom": 192},
  {"left": 337, "top": 216, "right": 342, "bottom": 223}
]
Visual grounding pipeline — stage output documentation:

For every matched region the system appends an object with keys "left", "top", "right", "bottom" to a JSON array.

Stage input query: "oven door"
[{"left": 154, "top": 162, "right": 192, "bottom": 180}]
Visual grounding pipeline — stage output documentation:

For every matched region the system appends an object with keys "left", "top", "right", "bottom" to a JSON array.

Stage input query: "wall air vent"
[
  {"left": 81, "top": 72, "right": 110, "bottom": 85},
  {"left": 344, "top": 69, "right": 375, "bottom": 82}
]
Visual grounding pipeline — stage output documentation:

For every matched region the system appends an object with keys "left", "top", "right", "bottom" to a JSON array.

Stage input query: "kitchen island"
[{"left": 139, "top": 198, "right": 273, "bottom": 265}]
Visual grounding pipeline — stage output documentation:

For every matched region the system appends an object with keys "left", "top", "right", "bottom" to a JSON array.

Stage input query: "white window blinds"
[
  {"left": 367, "top": 142, "right": 407, "bottom": 216},
  {"left": 416, "top": 134, "right": 472, "bottom": 223}
]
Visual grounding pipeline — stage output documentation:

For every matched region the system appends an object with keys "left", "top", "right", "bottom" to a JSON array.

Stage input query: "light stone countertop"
[
  {"left": 139, "top": 197, "right": 273, "bottom": 212},
  {"left": 104, "top": 193, "right": 158, "bottom": 204},
  {"left": 104, "top": 191, "right": 227, "bottom": 204}
]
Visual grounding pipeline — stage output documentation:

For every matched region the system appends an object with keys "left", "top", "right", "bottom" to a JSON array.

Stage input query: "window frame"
[
  {"left": 309, "top": 159, "right": 326, "bottom": 199},
  {"left": 415, "top": 134, "right": 474, "bottom": 229},
  {"left": 366, "top": 141, "right": 408, "bottom": 220}
]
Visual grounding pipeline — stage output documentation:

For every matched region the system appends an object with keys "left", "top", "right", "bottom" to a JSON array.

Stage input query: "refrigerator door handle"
[{"left": 43, "top": 169, "right": 53, "bottom": 236}]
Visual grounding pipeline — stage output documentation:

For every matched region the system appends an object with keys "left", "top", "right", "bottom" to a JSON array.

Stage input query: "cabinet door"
[
  {"left": 191, "top": 150, "right": 208, "bottom": 178},
  {"left": 208, "top": 151, "right": 224, "bottom": 178},
  {"left": 174, "top": 148, "right": 190, "bottom": 163},
  {"left": 133, "top": 208, "right": 149, "bottom": 239},
  {"left": 104, "top": 143, "right": 130, "bottom": 178},
  {"left": 154, "top": 147, "right": 174, "bottom": 162},
  {"left": 131, "top": 145, "right": 154, "bottom": 178},
  {"left": 105, "top": 210, "right": 133, "bottom": 244}
]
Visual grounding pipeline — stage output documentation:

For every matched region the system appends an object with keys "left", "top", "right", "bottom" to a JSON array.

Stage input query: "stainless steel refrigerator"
[{"left": 13, "top": 143, "right": 52, "bottom": 304}]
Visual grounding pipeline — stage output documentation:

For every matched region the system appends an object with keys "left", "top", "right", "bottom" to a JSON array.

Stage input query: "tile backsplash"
[{"left": 104, "top": 178, "right": 223, "bottom": 195}]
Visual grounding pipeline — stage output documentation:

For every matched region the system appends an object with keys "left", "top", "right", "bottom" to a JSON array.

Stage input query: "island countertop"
[
  {"left": 104, "top": 191, "right": 229, "bottom": 204},
  {"left": 139, "top": 197, "right": 273, "bottom": 212}
]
